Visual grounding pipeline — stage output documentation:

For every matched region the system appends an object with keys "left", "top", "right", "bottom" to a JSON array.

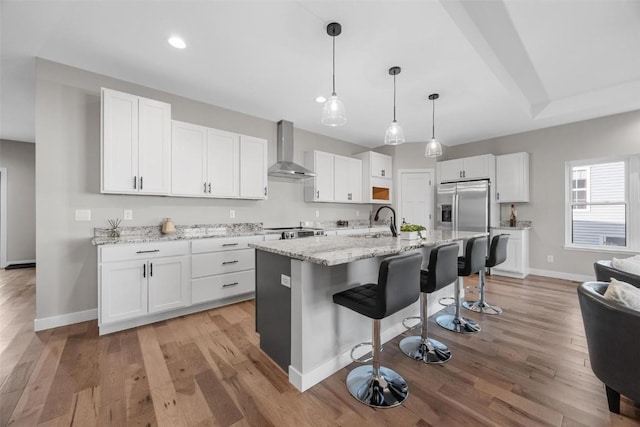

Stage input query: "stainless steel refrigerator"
[{"left": 436, "top": 180, "right": 491, "bottom": 232}]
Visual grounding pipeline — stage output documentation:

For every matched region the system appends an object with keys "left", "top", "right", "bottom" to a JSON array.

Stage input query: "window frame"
[{"left": 564, "top": 154, "right": 640, "bottom": 253}]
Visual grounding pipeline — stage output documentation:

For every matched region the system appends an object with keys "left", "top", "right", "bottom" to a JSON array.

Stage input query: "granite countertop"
[
  {"left": 249, "top": 230, "right": 487, "bottom": 266},
  {"left": 91, "top": 223, "right": 277, "bottom": 246},
  {"left": 494, "top": 220, "right": 532, "bottom": 231}
]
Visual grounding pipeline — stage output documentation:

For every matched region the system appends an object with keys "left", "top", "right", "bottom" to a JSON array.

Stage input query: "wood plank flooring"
[{"left": 1, "top": 267, "right": 639, "bottom": 426}]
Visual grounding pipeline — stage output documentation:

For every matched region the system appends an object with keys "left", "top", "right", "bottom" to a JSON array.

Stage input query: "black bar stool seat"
[
  {"left": 436, "top": 236, "right": 487, "bottom": 334},
  {"left": 399, "top": 243, "right": 458, "bottom": 363},
  {"left": 463, "top": 234, "right": 509, "bottom": 315},
  {"left": 333, "top": 252, "right": 422, "bottom": 408}
]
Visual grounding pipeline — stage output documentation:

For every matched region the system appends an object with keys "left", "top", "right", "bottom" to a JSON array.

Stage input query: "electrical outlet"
[
  {"left": 230, "top": 210, "right": 235, "bottom": 218},
  {"left": 280, "top": 274, "right": 291, "bottom": 288},
  {"left": 547, "top": 255, "right": 554, "bottom": 263},
  {"left": 356, "top": 210, "right": 360, "bottom": 217},
  {"left": 123, "top": 209, "right": 133, "bottom": 220},
  {"left": 315, "top": 210, "right": 320, "bottom": 218},
  {"left": 75, "top": 209, "right": 91, "bottom": 221}
]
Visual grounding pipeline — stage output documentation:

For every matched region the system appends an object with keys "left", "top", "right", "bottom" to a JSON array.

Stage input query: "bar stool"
[
  {"left": 463, "top": 234, "right": 509, "bottom": 315},
  {"left": 332, "top": 252, "right": 422, "bottom": 408},
  {"left": 399, "top": 243, "right": 458, "bottom": 363},
  {"left": 436, "top": 236, "right": 487, "bottom": 334}
]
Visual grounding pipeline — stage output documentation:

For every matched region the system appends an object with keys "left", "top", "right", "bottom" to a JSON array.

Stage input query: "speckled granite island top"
[{"left": 249, "top": 230, "right": 487, "bottom": 266}]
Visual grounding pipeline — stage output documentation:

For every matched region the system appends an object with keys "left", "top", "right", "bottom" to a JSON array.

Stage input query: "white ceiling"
[{"left": 2, "top": 0, "right": 640, "bottom": 148}]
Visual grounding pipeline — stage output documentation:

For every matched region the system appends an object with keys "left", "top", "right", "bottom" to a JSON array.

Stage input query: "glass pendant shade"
[
  {"left": 425, "top": 137, "right": 443, "bottom": 157},
  {"left": 384, "top": 120, "right": 405, "bottom": 145},
  {"left": 321, "top": 94, "right": 347, "bottom": 126}
]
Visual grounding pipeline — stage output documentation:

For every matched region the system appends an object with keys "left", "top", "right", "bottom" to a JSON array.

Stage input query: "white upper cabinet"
[
  {"left": 101, "top": 88, "right": 171, "bottom": 195},
  {"left": 370, "top": 152, "right": 393, "bottom": 178},
  {"left": 239, "top": 135, "right": 268, "bottom": 199},
  {"left": 437, "top": 154, "right": 495, "bottom": 183},
  {"left": 334, "top": 155, "right": 363, "bottom": 203},
  {"left": 355, "top": 151, "right": 393, "bottom": 204},
  {"left": 305, "top": 150, "right": 335, "bottom": 202},
  {"left": 171, "top": 121, "right": 266, "bottom": 200},
  {"left": 496, "top": 152, "right": 530, "bottom": 203},
  {"left": 208, "top": 129, "right": 239, "bottom": 198}
]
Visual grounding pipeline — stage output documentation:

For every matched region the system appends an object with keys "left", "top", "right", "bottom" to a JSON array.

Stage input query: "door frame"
[
  {"left": 0, "top": 167, "right": 7, "bottom": 268},
  {"left": 397, "top": 168, "right": 435, "bottom": 230}
]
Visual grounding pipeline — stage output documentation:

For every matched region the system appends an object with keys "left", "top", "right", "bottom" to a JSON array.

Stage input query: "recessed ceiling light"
[
  {"left": 168, "top": 36, "right": 186, "bottom": 49},
  {"left": 315, "top": 96, "right": 326, "bottom": 103}
]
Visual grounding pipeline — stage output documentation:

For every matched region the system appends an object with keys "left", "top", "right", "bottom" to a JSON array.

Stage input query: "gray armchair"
[
  {"left": 577, "top": 281, "right": 640, "bottom": 413},
  {"left": 594, "top": 260, "right": 640, "bottom": 287}
]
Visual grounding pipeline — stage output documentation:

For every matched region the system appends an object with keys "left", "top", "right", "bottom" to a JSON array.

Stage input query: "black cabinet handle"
[
  {"left": 140, "top": 176, "right": 143, "bottom": 189},
  {"left": 264, "top": 187, "right": 267, "bottom": 196},
  {"left": 381, "top": 169, "right": 385, "bottom": 177},
  {"left": 204, "top": 182, "right": 207, "bottom": 193},
  {"left": 316, "top": 190, "right": 319, "bottom": 198},
  {"left": 143, "top": 263, "right": 146, "bottom": 278},
  {"left": 223, "top": 282, "right": 239, "bottom": 288},
  {"left": 134, "top": 176, "right": 137, "bottom": 189},
  {"left": 150, "top": 263, "right": 153, "bottom": 277},
  {"left": 222, "top": 243, "right": 239, "bottom": 247},
  {"left": 222, "top": 260, "right": 239, "bottom": 265},
  {"left": 208, "top": 182, "right": 212, "bottom": 193},
  {"left": 136, "top": 249, "right": 160, "bottom": 254}
]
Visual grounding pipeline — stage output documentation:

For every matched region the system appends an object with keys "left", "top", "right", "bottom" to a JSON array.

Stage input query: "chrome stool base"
[
  {"left": 399, "top": 336, "right": 452, "bottom": 364},
  {"left": 436, "top": 313, "right": 481, "bottom": 334},
  {"left": 346, "top": 365, "right": 408, "bottom": 408},
  {"left": 462, "top": 300, "right": 503, "bottom": 315}
]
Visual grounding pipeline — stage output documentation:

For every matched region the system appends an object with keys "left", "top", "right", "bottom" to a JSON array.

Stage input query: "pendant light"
[
  {"left": 321, "top": 22, "right": 347, "bottom": 126},
  {"left": 384, "top": 66, "right": 405, "bottom": 145},
  {"left": 425, "top": 93, "right": 443, "bottom": 157}
]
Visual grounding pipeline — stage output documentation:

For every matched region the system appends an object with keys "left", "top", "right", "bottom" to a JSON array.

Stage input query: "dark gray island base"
[{"left": 250, "top": 231, "right": 486, "bottom": 392}]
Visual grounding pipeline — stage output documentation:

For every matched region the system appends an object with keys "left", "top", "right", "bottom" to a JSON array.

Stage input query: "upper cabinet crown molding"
[
  {"left": 496, "top": 152, "right": 530, "bottom": 203},
  {"left": 101, "top": 88, "right": 171, "bottom": 195}
]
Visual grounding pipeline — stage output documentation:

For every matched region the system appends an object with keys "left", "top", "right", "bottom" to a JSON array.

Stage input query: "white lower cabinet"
[
  {"left": 99, "top": 241, "right": 190, "bottom": 327},
  {"left": 491, "top": 228, "right": 530, "bottom": 278}
]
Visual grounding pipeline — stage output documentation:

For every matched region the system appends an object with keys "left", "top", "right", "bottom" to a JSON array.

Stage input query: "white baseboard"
[
  {"left": 287, "top": 322, "right": 407, "bottom": 392},
  {"left": 7, "top": 259, "right": 36, "bottom": 265},
  {"left": 529, "top": 268, "right": 594, "bottom": 283},
  {"left": 34, "top": 308, "right": 98, "bottom": 331}
]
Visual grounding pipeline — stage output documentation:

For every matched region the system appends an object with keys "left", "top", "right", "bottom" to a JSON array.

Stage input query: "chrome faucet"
[{"left": 374, "top": 206, "right": 398, "bottom": 237}]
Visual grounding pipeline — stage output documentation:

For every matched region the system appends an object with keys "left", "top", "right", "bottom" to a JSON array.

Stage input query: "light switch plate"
[
  {"left": 280, "top": 274, "right": 291, "bottom": 288},
  {"left": 75, "top": 209, "right": 91, "bottom": 221},
  {"left": 123, "top": 209, "right": 133, "bottom": 220},
  {"left": 230, "top": 210, "right": 236, "bottom": 218},
  {"left": 315, "top": 210, "right": 320, "bottom": 218}
]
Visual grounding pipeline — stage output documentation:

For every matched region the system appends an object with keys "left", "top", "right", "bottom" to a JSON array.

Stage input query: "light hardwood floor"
[{"left": 1, "top": 267, "right": 638, "bottom": 426}]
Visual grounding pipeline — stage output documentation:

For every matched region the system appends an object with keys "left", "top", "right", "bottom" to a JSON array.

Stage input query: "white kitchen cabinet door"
[
  {"left": 102, "top": 89, "right": 139, "bottom": 193},
  {"left": 491, "top": 229, "right": 529, "bottom": 278},
  {"left": 371, "top": 152, "right": 393, "bottom": 178},
  {"left": 462, "top": 154, "right": 493, "bottom": 180},
  {"left": 349, "top": 158, "right": 363, "bottom": 203},
  {"left": 171, "top": 121, "right": 208, "bottom": 196},
  {"left": 334, "top": 155, "right": 350, "bottom": 202},
  {"left": 239, "top": 135, "right": 268, "bottom": 199},
  {"left": 148, "top": 256, "right": 190, "bottom": 314},
  {"left": 100, "top": 260, "right": 147, "bottom": 324},
  {"left": 208, "top": 129, "right": 240, "bottom": 197},
  {"left": 437, "top": 159, "right": 463, "bottom": 183},
  {"left": 313, "top": 151, "right": 334, "bottom": 201},
  {"left": 138, "top": 97, "right": 171, "bottom": 194},
  {"left": 496, "top": 152, "right": 529, "bottom": 203}
]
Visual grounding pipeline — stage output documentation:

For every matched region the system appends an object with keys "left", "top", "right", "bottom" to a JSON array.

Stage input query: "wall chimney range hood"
[{"left": 267, "top": 120, "right": 316, "bottom": 179}]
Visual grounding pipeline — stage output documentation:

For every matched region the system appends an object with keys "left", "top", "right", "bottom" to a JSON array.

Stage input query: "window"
[{"left": 565, "top": 155, "right": 640, "bottom": 252}]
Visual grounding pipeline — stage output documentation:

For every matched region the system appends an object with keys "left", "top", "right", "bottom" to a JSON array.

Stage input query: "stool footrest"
[
  {"left": 438, "top": 297, "right": 455, "bottom": 307},
  {"left": 401, "top": 316, "right": 422, "bottom": 330},
  {"left": 350, "top": 342, "right": 383, "bottom": 363}
]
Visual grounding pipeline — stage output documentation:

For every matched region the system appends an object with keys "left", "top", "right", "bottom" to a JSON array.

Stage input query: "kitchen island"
[{"left": 249, "top": 230, "right": 486, "bottom": 392}]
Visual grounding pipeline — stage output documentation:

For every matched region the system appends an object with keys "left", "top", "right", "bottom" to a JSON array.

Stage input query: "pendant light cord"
[
  {"left": 393, "top": 74, "right": 397, "bottom": 122},
  {"left": 432, "top": 98, "right": 436, "bottom": 139},
  {"left": 332, "top": 36, "right": 336, "bottom": 96}
]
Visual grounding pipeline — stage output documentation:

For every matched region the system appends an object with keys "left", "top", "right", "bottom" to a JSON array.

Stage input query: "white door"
[
  {"left": 138, "top": 97, "right": 171, "bottom": 194},
  {"left": 399, "top": 171, "right": 434, "bottom": 229},
  {"left": 314, "top": 151, "right": 334, "bottom": 201},
  {"left": 171, "top": 121, "right": 208, "bottom": 196},
  {"left": 148, "top": 256, "right": 190, "bottom": 314},
  {"left": 100, "top": 260, "right": 148, "bottom": 324},
  {"left": 208, "top": 129, "right": 239, "bottom": 197},
  {"left": 102, "top": 89, "right": 139, "bottom": 193},
  {"left": 349, "top": 158, "right": 362, "bottom": 203},
  {"left": 239, "top": 136, "right": 268, "bottom": 199}
]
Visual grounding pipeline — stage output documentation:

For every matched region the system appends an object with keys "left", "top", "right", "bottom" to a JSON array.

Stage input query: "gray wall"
[
  {"left": 35, "top": 59, "right": 374, "bottom": 320},
  {"left": 0, "top": 139, "right": 36, "bottom": 263},
  {"left": 442, "top": 110, "right": 640, "bottom": 277}
]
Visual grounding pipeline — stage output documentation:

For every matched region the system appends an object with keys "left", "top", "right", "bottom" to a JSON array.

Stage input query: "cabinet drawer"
[
  {"left": 191, "top": 235, "right": 262, "bottom": 254},
  {"left": 100, "top": 241, "right": 189, "bottom": 263},
  {"left": 192, "top": 249, "right": 255, "bottom": 278},
  {"left": 192, "top": 270, "right": 255, "bottom": 305}
]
